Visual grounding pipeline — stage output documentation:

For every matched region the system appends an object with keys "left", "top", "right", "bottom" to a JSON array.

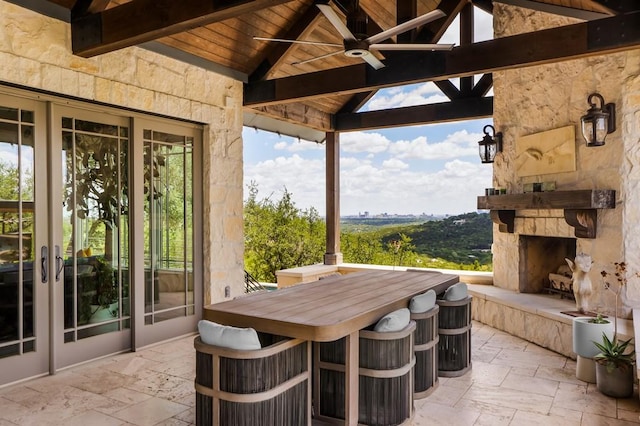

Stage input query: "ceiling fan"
[{"left": 254, "top": 1, "right": 454, "bottom": 70}]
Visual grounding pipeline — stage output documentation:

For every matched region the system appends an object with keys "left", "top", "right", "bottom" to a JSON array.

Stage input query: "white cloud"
[
  {"left": 339, "top": 157, "right": 491, "bottom": 216},
  {"left": 341, "top": 131, "right": 391, "bottom": 154},
  {"left": 246, "top": 153, "right": 489, "bottom": 216},
  {"left": 365, "top": 82, "right": 449, "bottom": 111},
  {"left": 382, "top": 158, "right": 409, "bottom": 170},
  {"left": 387, "top": 130, "right": 482, "bottom": 160},
  {"left": 245, "top": 154, "right": 326, "bottom": 210}
]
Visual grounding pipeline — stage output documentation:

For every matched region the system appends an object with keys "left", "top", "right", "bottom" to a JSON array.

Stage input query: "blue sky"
[{"left": 243, "top": 8, "right": 494, "bottom": 217}]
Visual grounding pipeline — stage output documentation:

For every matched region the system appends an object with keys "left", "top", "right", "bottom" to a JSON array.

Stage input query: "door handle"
[
  {"left": 41, "top": 246, "right": 48, "bottom": 283},
  {"left": 55, "top": 245, "right": 64, "bottom": 282}
]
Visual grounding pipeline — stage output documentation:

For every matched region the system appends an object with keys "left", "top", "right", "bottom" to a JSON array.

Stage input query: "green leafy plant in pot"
[
  {"left": 593, "top": 333, "right": 635, "bottom": 398},
  {"left": 592, "top": 262, "right": 638, "bottom": 398}
]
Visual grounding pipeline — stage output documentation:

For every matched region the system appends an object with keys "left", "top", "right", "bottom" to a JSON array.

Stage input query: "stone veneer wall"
[
  {"left": 492, "top": 4, "right": 640, "bottom": 318},
  {"left": 0, "top": 1, "right": 245, "bottom": 304}
]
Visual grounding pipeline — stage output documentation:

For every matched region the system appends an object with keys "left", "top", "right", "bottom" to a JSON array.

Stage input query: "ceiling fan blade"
[
  {"left": 292, "top": 49, "right": 345, "bottom": 66},
  {"left": 317, "top": 3, "right": 357, "bottom": 42},
  {"left": 253, "top": 36, "right": 342, "bottom": 48},
  {"left": 365, "top": 9, "right": 446, "bottom": 45},
  {"left": 369, "top": 43, "right": 454, "bottom": 51},
  {"left": 361, "top": 53, "right": 385, "bottom": 70}
]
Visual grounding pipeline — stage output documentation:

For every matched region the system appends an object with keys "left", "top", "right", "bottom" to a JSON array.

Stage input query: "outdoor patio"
[{"left": 0, "top": 321, "right": 638, "bottom": 426}]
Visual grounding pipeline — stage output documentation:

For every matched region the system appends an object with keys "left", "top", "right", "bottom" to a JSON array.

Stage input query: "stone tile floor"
[{"left": 0, "top": 321, "right": 638, "bottom": 425}]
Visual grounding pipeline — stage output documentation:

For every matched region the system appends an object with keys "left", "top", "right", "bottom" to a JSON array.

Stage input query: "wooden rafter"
[
  {"left": 434, "top": 80, "right": 461, "bottom": 100},
  {"left": 471, "top": 73, "right": 493, "bottom": 97},
  {"left": 587, "top": 0, "right": 638, "bottom": 13},
  {"left": 333, "top": 97, "right": 493, "bottom": 131},
  {"left": 496, "top": 0, "right": 614, "bottom": 17},
  {"left": 244, "top": 11, "right": 640, "bottom": 106},
  {"left": 459, "top": 3, "right": 474, "bottom": 95},
  {"left": 71, "top": 0, "right": 292, "bottom": 57},
  {"left": 415, "top": 0, "right": 468, "bottom": 43},
  {"left": 72, "top": 0, "right": 110, "bottom": 15},
  {"left": 250, "top": 4, "right": 322, "bottom": 82},
  {"left": 471, "top": 0, "right": 494, "bottom": 14},
  {"left": 338, "top": 0, "right": 464, "bottom": 115}
]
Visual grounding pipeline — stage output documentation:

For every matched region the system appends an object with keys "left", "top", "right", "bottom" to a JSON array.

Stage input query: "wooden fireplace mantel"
[{"left": 477, "top": 189, "right": 616, "bottom": 238}]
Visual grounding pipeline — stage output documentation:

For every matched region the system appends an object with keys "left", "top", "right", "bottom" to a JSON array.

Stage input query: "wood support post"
[{"left": 324, "top": 132, "right": 343, "bottom": 265}]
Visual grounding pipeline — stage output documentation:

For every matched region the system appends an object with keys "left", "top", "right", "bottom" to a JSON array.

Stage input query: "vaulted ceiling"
[{"left": 44, "top": 0, "right": 640, "bottom": 140}]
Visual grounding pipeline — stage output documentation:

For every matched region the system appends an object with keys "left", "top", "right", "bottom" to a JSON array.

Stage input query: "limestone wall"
[
  {"left": 493, "top": 4, "right": 640, "bottom": 317},
  {"left": 0, "top": 1, "right": 245, "bottom": 304}
]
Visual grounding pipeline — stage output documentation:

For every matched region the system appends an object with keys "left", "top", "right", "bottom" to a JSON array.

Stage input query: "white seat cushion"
[
  {"left": 198, "top": 320, "right": 261, "bottom": 350},
  {"left": 443, "top": 282, "right": 468, "bottom": 301},
  {"left": 409, "top": 289, "right": 436, "bottom": 313},
  {"left": 374, "top": 308, "right": 410, "bottom": 332}
]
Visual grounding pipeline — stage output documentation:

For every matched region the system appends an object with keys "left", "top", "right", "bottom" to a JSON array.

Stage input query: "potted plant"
[
  {"left": 593, "top": 333, "right": 635, "bottom": 398},
  {"left": 572, "top": 313, "right": 614, "bottom": 383},
  {"left": 592, "top": 261, "right": 638, "bottom": 397},
  {"left": 78, "top": 256, "right": 119, "bottom": 324}
]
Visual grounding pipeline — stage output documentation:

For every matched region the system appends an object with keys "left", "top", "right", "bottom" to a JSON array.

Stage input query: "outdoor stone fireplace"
[
  {"left": 486, "top": 4, "right": 640, "bottom": 319},
  {"left": 519, "top": 235, "right": 576, "bottom": 295}
]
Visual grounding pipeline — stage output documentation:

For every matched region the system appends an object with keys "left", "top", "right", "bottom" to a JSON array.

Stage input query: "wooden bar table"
[{"left": 203, "top": 270, "right": 459, "bottom": 425}]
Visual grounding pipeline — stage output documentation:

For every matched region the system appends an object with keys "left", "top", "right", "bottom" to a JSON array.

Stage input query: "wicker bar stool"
[
  {"left": 194, "top": 334, "right": 311, "bottom": 426},
  {"left": 410, "top": 305, "right": 439, "bottom": 398},
  {"left": 315, "top": 321, "right": 416, "bottom": 425},
  {"left": 437, "top": 296, "right": 472, "bottom": 377}
]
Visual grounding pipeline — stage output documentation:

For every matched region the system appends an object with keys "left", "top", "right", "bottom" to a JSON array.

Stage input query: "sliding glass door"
[
  {"left": 0, "top": 95, "right": 49, "bottom": 384},
  {"left": 0, "top": 94, "right": 203, "bottom": 386},
  {"left": 52, "top": 106, "right": 131, "bottom": 367}
]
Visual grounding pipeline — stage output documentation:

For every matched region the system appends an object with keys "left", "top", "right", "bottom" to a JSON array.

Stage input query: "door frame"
[
  {"left": 0, "top": 87, "right": 204, "bottom": 384},
  {"left": 130, "top": 117, "right": 203, "bottom": 349},
  {"left": 0, "top": 94, "right": 49, "bottom": 385},
  {"left": 50, "top": 104, "right": 132, "bottom": 369}
]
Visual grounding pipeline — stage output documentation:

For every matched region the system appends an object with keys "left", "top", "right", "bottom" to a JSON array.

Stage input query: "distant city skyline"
[{"left": 243, "top": 8, "right": 494, "bottom": 217}]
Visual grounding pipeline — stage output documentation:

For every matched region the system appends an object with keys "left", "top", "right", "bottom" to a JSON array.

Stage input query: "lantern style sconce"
[
  {"left": 478, "top": 124, "right": 503, "bottom": 163},
  {"left": 580, "top": 93, "right": 616, "bottom": 147}
]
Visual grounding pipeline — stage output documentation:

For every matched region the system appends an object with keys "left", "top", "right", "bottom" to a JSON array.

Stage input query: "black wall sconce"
[
  {"left": 478, "top": 124, "right": 503, "bottom": 163},
  {"left": 580, "top": 92, "right": 616, "bottom": 147}
]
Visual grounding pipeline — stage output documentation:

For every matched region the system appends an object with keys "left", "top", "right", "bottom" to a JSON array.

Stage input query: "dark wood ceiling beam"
[
  {"left": 71, "top": 0, "right": 109, "bottom": 15},
  {"left": 45, "top": 0, "right": 78, "bottom": 8},
  {"left": 586, "top": 0, "right": 639, "bottom": 14},
  {"left": 244, "top": 12, "right": 640, "bottom": 106},
  {"left": 416, "top": 0, "right": 467, "bottom": 43},
  {"left": 71, "top": 0, "right": 293, "bottom": 57},
  {"left": 397, "top": 0, "right": 418, "bottom": 43},
  {"left": 250, "top": 4, "right": 322, "bottom": 82},
  {"left": 494, "top": 0, "right": 614, "bottom": 19},
  {"left": 459, "top": 3, "right": 474, "bottom": 96},
  {"left": 434, "top": 80, "right": 461, "bottom": 100},
  {"left": 337, "top": 0, "right": 458, "bottom": 115},
  {"left": 471, "top": 73, "right": 493, "bottom": 97},
  {"left": 337, "top": 92, "right": 376, "bottom": 114},
  {"left": 334, "top": 97, "right": 493, "bottom": 131},
  {"left": 471, "top": 0, "right": 493, "bottom": 14}
]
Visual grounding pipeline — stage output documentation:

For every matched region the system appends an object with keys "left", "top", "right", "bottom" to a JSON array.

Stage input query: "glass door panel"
[
  {"left": 0, "top": 97, "right": 48, "bottom": 386},
  {"left": 144, "top": 131, "right": 194, "bottom": 323},
  {"left": 53, "top": 107, "right": 130, "bottom": 367},
  {"left": 134, "top": 119, "right": 201, "bottom": 347}
]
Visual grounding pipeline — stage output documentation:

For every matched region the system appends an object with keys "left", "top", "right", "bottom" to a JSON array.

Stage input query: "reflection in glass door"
[
  {"left": 0, "top": 98, "right": 48, "bottom": 385},
  {"left": 54, "top": 108, "right": 131, "bottom": 366},
  {"left": 135, "top": 119, "right": 201, "bottom": 347}
]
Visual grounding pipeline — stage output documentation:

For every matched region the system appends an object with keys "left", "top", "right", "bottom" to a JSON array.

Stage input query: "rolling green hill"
[{"left": 359, "top": 212, "right": 493, "bottom": 265}]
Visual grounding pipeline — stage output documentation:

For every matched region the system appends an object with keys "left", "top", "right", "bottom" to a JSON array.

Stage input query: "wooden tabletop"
[{"left": 204, "top": 270, "right": 459, "bottom": 342}]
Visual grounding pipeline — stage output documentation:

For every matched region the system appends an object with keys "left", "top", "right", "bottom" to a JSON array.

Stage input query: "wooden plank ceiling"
[{"left": 46, "top": 0, "right": 640, "bottom": 139}]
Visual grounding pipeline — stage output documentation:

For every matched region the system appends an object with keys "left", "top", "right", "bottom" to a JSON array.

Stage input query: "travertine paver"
[{"left": 0, "top": 322, "right": 638, "bottom": 425}]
